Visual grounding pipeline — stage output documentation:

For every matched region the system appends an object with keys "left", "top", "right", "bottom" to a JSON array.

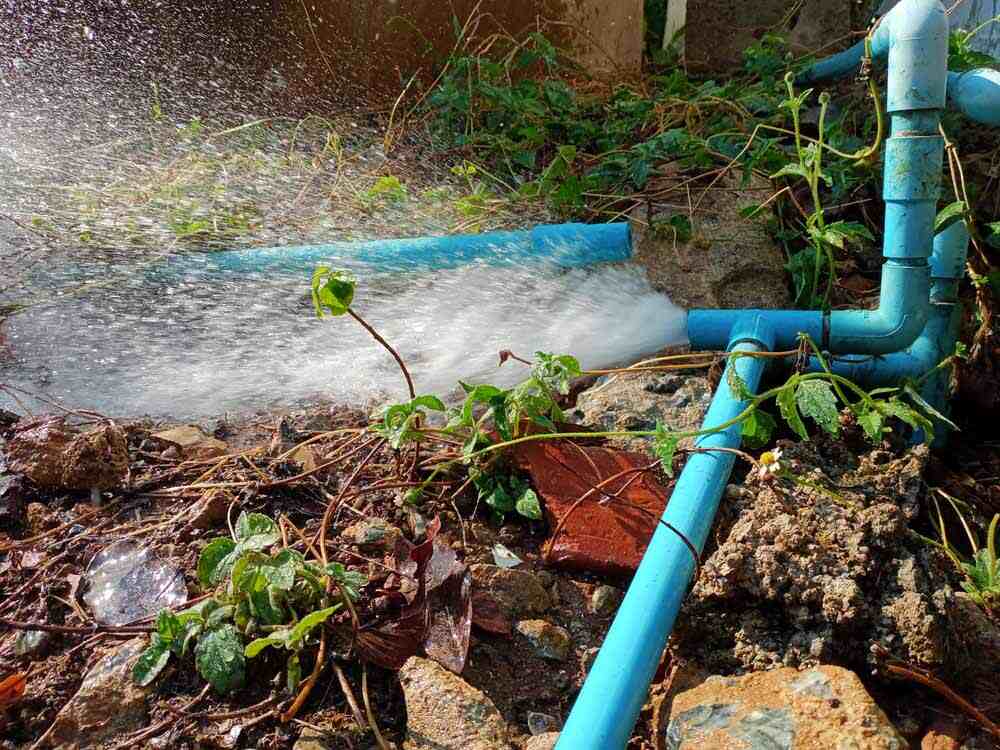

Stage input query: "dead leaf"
[{"left": 0, "top": 673, "right": 27, "bottom": 709}]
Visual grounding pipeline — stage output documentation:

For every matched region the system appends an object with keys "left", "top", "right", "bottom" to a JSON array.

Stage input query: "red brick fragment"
[{"left": 511, "top": 441, "right": 672, "bottom": 576}]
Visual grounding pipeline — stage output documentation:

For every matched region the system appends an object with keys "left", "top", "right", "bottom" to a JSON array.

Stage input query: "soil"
[{"left": 2, "top": 380, "right": 999, "bottom": 750}]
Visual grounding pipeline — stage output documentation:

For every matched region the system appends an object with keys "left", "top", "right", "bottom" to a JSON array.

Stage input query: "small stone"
[
  {"left": 921, "top": 717, "right": 966, "bottom": 750},
  {"left": 527, "top": 711, "right": 559, "bottom": 735},
  {"left": 470, "top": 565, "right": 551, "bottom": 618},
  {"left": 48, "top": 638, "right": 152, "bottom": 747},
  {"left": 589, "top": 585, "right": 622, "bottom": 616},
  {"left": 342, "top": 517, "right": 404, "bottom": 553},
  {"left": 0, "top": 474, "right": 27, "bottom": 530},
  {"left": 399, "top": 656, "right": 509, "bottom": 749},
  {"left": 293, "top": 723, "right": 358, "bottom": 750},
  {"left": 644, "top": 374, "right": 683, "bottom": 395},
  {"left": 515, "top": 620, "right": 571, "bottom": 661},
  {"left": 153, "top": 425, "right": 229, "bottom": 459},
  {"left": 525, "top": 733, "right": 559, "bottom": 750},
  {"left": 13, "top": 629, "right": 50, "bottom": 658},
  {"left": 492, "top": 543, "right": 523, "bottom": 569}
]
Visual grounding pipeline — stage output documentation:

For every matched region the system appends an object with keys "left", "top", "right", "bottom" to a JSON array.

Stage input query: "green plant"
[
  {"left": 133, "top": 512, "right": 366, "bottom": 694},
  {"left": 361, "top": 175, "right": 408, "bottom": 208},
  {"left": 931, "top": 493, "right": 1000, "bottom": 611},
  {"left": 773, "top": 74, "right": 874, "bottom": 309},
  {"left": 949, "top": 25, "right": 1000, "bottom": 72}
]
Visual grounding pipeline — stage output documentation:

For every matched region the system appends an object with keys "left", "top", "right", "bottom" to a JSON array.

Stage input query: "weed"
[
  {"left": 931, "top": 492, "right": 1000, "bottom": 612},
  {"left": 133, "top": 511, "right": 366, "bottom": 694},
  {"left": 361, "top": 175, "right": 408, "bottom": 208}
]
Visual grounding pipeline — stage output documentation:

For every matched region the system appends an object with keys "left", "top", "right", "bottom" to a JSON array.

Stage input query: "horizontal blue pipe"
[
  {"left": 158, "top": 222, "right": 632, "bottom": 275},
  {"left": 555, "top": 315, "right": 776, "bottom": 750},
  {"left": 948, "top": 68, "right": 1000, "bottom": 126}
]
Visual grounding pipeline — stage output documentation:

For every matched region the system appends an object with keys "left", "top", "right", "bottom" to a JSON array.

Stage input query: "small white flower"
[{"left": 757, "top": 448, "right": 783, "bottom": 481}]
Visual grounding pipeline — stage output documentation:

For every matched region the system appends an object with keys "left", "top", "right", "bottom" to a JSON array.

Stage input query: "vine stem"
[{"left": 348, "top": 308, "right": 415, "bottom": 400}]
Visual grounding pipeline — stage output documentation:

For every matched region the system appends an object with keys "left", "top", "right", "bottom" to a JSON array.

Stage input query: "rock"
[
  {"left": 515, "top": 620, "right": 571, "bottom": 661},
  {"left": 6, "top": 417, "right": 128, "bottom": 491},
  {"left": 676, "top": 441, "right": 945, "bottom": 673},
  {"left": 0, "top": 474, "right": 27, "bottom": 530},
  {"left": 13, "top": 629, "right": 50, "bottom": 658},
  {"left": 186, "top": 490, "right": 230, "bottom": 530},
  {"left": 293, "top": 723, "right": 358, "bottom": 749},
  {"left": 470, "top": 565, "right": 551, "bottom": 619},
  {"left": 61, "top": 422, "right": 130, "bottom": 490},
  {"left": 48, "top": 638, "right": 152, "bottom": 747},
  {"left": 573, "top": 373, "right": 712, "bottom": 455},
  {"left": 590, "top": 585, "right": 622, "bottom": 616},
  {"left": 152, "top": 425, "right": 229, "bottom": 459},
  {"left": 398, "top": 656, "right": 510, "bottom": 749},
  {"left": 527, "top": 712, "right": 560, "bottom": 735},
  {"left": 342, "top": 517, "right": 404, "bottom": 553},
  {"left": 525, "top": 733, "right": 559, "bottom": 750},
  {"left": 664, "top": 666, "right": 906, "bottom": 749},
  {"left": 631, "top": 180, "right": 790, "bottom": 311},
  {"left": 921, "top": 717, "right": 966, "bottom": 750}
]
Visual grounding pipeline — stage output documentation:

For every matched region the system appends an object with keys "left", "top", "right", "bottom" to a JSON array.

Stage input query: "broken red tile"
[{"left": 510, "top": 441, "right": 671, "bottom": 576}]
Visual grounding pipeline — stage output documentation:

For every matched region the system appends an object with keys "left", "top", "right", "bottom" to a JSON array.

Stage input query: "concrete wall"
[
  {"left": 268, "top": 0, "right": 643, "bottom": 104},
  {"left": 684, "top": 0, "right": 858, "bottom": 72}
]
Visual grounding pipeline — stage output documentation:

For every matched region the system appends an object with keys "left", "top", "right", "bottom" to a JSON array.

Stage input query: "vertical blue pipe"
[
  {"left": 555, "top": 315, "right": 775, "bottom": 750},
  {"left": 687, "top": 0, "right": 949, "bottom": 356}
]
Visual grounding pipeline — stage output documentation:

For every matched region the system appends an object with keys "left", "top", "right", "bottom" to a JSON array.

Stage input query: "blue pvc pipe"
[
  {"left": 688, "top": 0, "right": 948, "bottom": 356},
  {"left": 159, "top": 222, "right": 632, "bottom": 275},
  {"left": 948, "top": 68, "right": 1000, "bottom": 127},
  {"left": 555, "top": 315, "right": 776, "bottom": 750}
]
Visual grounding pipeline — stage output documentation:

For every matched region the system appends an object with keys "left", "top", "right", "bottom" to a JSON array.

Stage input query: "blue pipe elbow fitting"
[
  {"left": 160, "top": 222, "right": 632, "bottom": 276},
  {"left": 555, "top": 315, "right": 776, "bottom": 750},
  {"left": 948, "top": 68, "right": 1000, "bottom": 127}
]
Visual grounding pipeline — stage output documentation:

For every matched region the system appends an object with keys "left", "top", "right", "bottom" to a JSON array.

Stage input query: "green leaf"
[
  {"left": 311, "top": 266, "right": 356, "bottom": 317},
  {"left": 877, "top": 398, "right": 935, "bottom": 444},
  {"left": 654, "top": 422, "right": 680, "bottom": 477},
  {"left": 155, "top": 609, "right": 183, "bottom": 643},
  {"left": 288, "top": 605, "right": 341, "bottom": 646},
  {"left": 741, "top": 409, "right": 776, "bottom": 450},
  {"left": 483, "top": 480, "right": 515, "bottom": 513},
  {"left": 205, "top": 605, "right": 235, "bottom": 631},
  {"left": 770, "top": 162, "right": 810, "bottom": 181},
  {"left": 856, "top": 408, "right": 885, "bottom": 442},
  {"left": 198, "top": 538, "right": 236, "bottom": 587},
  {"left": 195, "top": 625, "right": 246, "bottom": 694},
  {"left": 515, "top": 486, "right": 543, "bottom": 520},
  {"left": 235, "top": 512, "right": 280, "bottom": 545},
  {"left": 902, "top": 382, "right": 959, "bottom": 431},
  {"left": 244, "top": 631, "right": 291, "bottom": 658},
  {"left": 777, "top": 384, "right": 808, "bottom": 439},
  {"left": 411, "top": 394, "right": 447, "bottom": 412},
  {"left": 795, "top": 380, "right": 841, "bottom": 436},
  {"left": 935, "top": 201, "right": 967, "bottom": 232},
  {"left": 132, "top": 635, "right": 173, "bottom": 687}
]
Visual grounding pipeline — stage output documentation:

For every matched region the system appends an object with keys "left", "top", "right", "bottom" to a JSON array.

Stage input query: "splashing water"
[
  {"left": 0, "top": 2, "right": 687, "bottom": 420},
  {"left": 1, "top": 257, "right": 687, "bottom": 418}
]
